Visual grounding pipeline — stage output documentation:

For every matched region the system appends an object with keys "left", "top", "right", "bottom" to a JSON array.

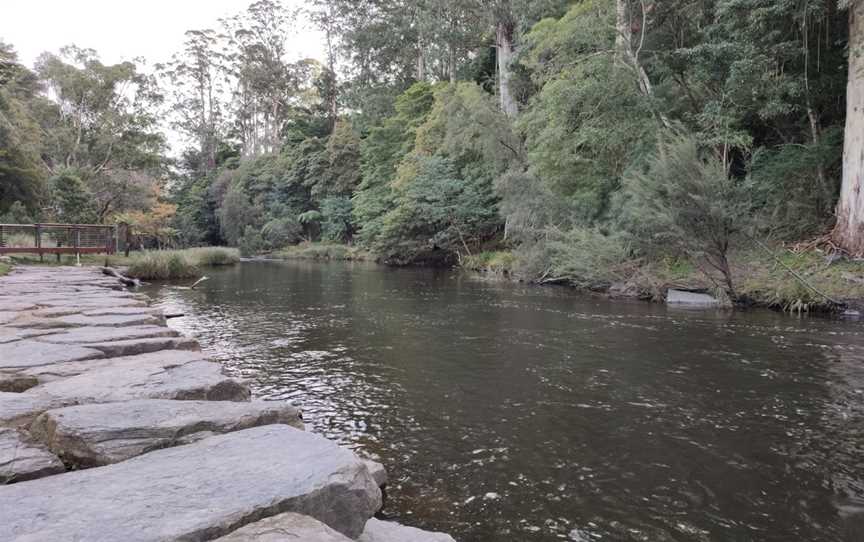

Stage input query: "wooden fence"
[{"left": 0, "top": 223, "right": 126, "bottom": 260}]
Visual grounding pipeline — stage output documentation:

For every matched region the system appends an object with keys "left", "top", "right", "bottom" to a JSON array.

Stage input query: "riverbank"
[{"left": 0, "top": 265, "right": 455, "bottom": 541}]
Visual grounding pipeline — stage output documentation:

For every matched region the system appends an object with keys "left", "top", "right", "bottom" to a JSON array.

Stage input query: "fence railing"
[{"left": 0, "top": 223, "right": 121, "bottom": 259}]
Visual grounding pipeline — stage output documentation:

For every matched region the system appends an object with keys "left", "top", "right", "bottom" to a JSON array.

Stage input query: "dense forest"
[{"left": 1, "top": 0, "right": 862, "bottom": 302}]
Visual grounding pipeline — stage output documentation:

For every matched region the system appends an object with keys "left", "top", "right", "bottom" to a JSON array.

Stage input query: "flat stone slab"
[
  {"left": 53, "top": 313, "right": 162, "bottom": 328},
  {"left": 83, "top": 336, "right": 199, "bottom": 358},
  {"left": 0, "top": 393, "right": 63, "bottom": 427},
  {"left": 36, "top": 325, "right": 177, "bottom": 345},
  {"left": 358, "top": 519, "right": 456, "bottom": 542},
  {"left": 0, "top": 327, "right": 60, "bottom": 344},
  {"left": 215, "top": 513, "right": 352, "bottom": 542},
  {"left": 30, "top": 353, "right": 250, "bottom": 406},
  {"left": 0, "top": 425, "right": 381, "bottom": 540},
  {"left": 666, "top": 289, "right": 720, "bottom": 307},
  {"left": 32, "top": 399, "right": 303, "bottom": 467},
  {"left": 21, "top": 349, "right": 208, "bottom": 383},
  {"left": 0, "top": 428, "right": 64, "bottom": 484},
  {"left": 0, "top": 340, "right": 103, "bottom": 370}
]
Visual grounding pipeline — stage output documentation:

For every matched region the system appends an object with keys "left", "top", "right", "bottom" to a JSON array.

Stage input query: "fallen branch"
[
  {"left": 190, "top": 276, "right": 209, "bottom": 289},
  {"left": 100, "top": 267, "right": 142, "bottom": 289}
]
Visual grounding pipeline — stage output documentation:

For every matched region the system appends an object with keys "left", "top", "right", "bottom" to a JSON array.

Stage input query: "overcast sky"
[{"left": 1, "top": 0, "right": 326, "bottom": 69}]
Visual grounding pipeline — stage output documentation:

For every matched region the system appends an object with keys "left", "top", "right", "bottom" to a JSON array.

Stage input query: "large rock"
[
  {"left": 0, "top": 340, "right": 103, "bottom": 370},
  {"left": 82, "top": 336, "right": 199, "bottom": 357},
  {"left": 666, "top": 289, "right": 720, "bottom": 307},
  {"left": 21, "top": 349, "right": 208, "bottom": 383},
  {"left": 0, "top": 425, "right": 381, "bottom": 540},
  {"left": 358, "top": 519, "right": 456, "bottom": 542},
  {"left": 36, "top": 325, "right": 178, "bottom": 345},
  {"left": 361, "top": 458, "right": 388, "bottom": 487},
  {"left": 53, "top": 313, "right": 163, "bottom": 328},
  {"left": 214, "top": 513, "right": 352, "bottom": 542},
  {"left": 0, "top": 393, "right": 63, "bottom": 427},
  {"left": 0, "top": 428, "right": 64, "bottom": 484},
  {"left": 31, "top": 399, "right": 303, "bottom": 467},
  {"left": 30, "top": 354, "right": 250, "bottom": 405}
]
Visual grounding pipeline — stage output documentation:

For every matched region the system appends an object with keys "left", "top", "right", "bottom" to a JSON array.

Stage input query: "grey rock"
[
  {"left": 0, "top": 327, "right": 60, "bottom": 344},
  {"left": 0, "top": 340, "right": 103, "bottom": 370},
  {"left": 0, "top": 427, "right": 64, "bottom": 484},
  {"left": 22, "top": 349, "right": 208, "bottom": 383},
  {"left": 82, "top": 307, "right": 163, "bottom": 317},
  {"left": 31, "top": 399, "right": 303, "bottom": 467},
  {"left": 54, "top": 313, "right": 162, "bottom": 328},
  {"left": 666, "top": 289, "right": 720, "bottom": 307},
  {"left": 83, "top": 336, "right": 200, "bottom": 357},
  {"left": 0, "top": 312, "right": 20, "bottom": 325},
  {"left": 36, "top": 325, "right": 178, "bottom": 345},
  {"left": 358, "top": 519, "right": 456, "bottom": 542},
  {"left": 0, "top": 425, "right": 381, "bottom": 540},
  {"left": 214, "top": 513, "right": 352, "bottom": 542},
  {"left": 362, "top": 458, "right": 388, "bottom": 487},
  {"left": 0, "top": 393, "right": 63, "bottom": 427},
  {"left": 0, "top": 301, "right": 37, "bottom": 312}
]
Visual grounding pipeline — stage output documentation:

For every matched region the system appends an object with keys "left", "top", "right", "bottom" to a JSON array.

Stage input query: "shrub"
[
  {"left": 619, "top": 133, "right": 751, "bottom": 299},
  {"left": 184, "top": 247, "right": 240, "bottom": 266}
]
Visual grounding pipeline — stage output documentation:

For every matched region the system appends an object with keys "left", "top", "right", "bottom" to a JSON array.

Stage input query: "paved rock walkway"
[{"left": 0, "top": 266, "right": 455, "bottom": 541}]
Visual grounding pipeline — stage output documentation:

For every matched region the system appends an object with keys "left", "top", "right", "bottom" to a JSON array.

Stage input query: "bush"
[
  {"left": 545, "top": 227, "right": 632, "bottom": 289},
  {"left": 619, "top": 133, "right": 751, "bottom": 299}
]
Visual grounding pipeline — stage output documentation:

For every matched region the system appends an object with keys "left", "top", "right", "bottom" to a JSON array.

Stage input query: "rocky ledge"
[{"left": 0, "top": 265, "right": 456, "bottom": 541}]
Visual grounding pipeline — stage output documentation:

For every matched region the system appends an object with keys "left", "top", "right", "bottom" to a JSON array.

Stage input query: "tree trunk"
[
  {"left": 616, "top": 0, "right": 632, "bottom": 59},
  {"left": 496, "top": 21, "right": 517, "bottom": 117},
  {"left": 834, "top": 0, "right": 864, "bottom": 255}
]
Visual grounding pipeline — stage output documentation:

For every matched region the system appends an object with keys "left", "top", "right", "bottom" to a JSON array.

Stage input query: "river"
[{"left": 143, "top": 260, "right": 864, "bottom": 541}]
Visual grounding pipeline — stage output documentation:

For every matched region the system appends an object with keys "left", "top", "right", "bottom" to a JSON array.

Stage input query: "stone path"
[{"left": 0, "top": 266, "right": 455, "bottom": 541}]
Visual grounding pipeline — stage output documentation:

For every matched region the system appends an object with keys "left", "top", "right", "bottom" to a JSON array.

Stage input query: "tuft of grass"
[
  {"left": 0, "top": 262, "right": 10, "bottom": 277},
  {"left": 461, "top": 251, "right": 516, "bottom": 275},
  {"left": 182, "top": 247, "right": 241, "bottom": 266},
  {"left": 125, "top": 247, "right": 240, "bottom": 280},
  {"left": 273, "top": 242, "right": 372, "bottom": 262},
  {"left": 126, "top": 251, "right": 199, "bottom": 280}
]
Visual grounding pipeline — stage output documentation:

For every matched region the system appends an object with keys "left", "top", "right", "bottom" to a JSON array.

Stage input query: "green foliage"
[
  {"left": 49, "top": 171, "right": 97, "bottom": 224},
  {"left": 319, "top": 196, "right": 353, "bottom": 242},
  {"left": 184, "top": 246, "right": 241, "bottom": 266},
  {"left": 619, "top": 133, "right": 752, "bottom": 297},
  {"left": 546, "top": 227, "right": 632, "bottom": 289}
]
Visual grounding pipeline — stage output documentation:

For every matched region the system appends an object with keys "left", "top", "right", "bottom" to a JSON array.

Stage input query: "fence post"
[{"left": 35, "top": 223, "right": 43, "bottom": 262}]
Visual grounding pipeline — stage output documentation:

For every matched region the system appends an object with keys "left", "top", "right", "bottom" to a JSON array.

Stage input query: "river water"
[{"left": 144, "top": 260, "right": 864, "bottom": 541}]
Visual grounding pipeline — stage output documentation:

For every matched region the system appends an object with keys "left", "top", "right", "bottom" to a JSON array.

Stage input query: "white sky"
[{"left": 1, "top": 0, "right": 326, "bottom": 69}]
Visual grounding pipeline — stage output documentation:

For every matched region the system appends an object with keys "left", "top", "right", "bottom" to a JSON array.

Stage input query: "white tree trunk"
[
  {"left": 497, "top": 21, "right": 517, "bottom": 117},
  {"left": 835, "top": 1, "right": 864, "bottom": 255}
]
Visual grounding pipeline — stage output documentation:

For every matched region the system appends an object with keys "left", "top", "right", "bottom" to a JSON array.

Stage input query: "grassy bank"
[
  {"left": 459, "top": 246, "right": 864, "bottom": 314},
  {"left": 272, "top": 242, "right": 372, "bottom": 262}
]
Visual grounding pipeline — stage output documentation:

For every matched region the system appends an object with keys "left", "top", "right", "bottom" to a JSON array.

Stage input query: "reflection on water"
[{"left": 144, "top": 260, "right": 864, "bottom": 541}]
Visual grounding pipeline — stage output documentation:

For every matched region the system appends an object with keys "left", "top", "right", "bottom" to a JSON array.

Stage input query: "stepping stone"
[
  {"left": 0, "top": 428, "right": 65, "bottom": 484},
  {"left": 358, "top": 519, "right": 456, "bottom": 542},
  {"left": 0, "top": 301, "right": 37, "bottom": 312},
  {"left": 0, "top": 327, "right": 60, "bottom": 345},
  {"left": 0, "top": 393, "right": 63, "bottom": 427},
  {"left": 215, "top": 513, "right": 352, "bottom": 542},
  {"left": 32, "top": 399, "right": 303, "bottom": 467},
  {"left": 666, "top": 289, "right": 720, "bottom": 307},
  {"left": 22, "top": 349, "right": 208, "bottom": 383},
  {"left": 0, "top": 425, "right": 381, "bottom": 540},
  {"left": 84, "top": 336, "right": 199, "bottom": 357},
  {"left": 0, "top": 312, "right": 20, "bottom": 325},
  {"left": 36, "top": 325, "right": 177, "bottom": 345},
  {"left": 0, "top": 340, "right": 103, "bottom": 370},
  {"left": 53, "top": 313, "right": 162, "bottom": 328},
  {"left": 82, "top": 307, "right": 163, "bottom": 317},
  {"left": 30, "top": 355, "right": 250, "bottom": 405}
]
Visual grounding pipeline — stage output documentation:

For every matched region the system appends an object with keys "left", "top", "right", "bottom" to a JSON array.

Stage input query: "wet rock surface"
[
  {"left": 358, "top": 519, "right": 458, "bottom": 542},
  {"left": 0, "top": 425, "right": 381, "bottom": 541},
  {"left": 214, "top": 512, "right": 353, "bottom": 542},
  {"left": 0, "top": 428, "right": 64, "bottom": 484},
  {"left": 32, "top": 399, "right": 303, "bottom": 467}
]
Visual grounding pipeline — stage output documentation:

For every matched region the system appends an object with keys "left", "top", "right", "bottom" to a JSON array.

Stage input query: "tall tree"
[{"left": 835, "top": 0, "right": 864, "bottom": 254}]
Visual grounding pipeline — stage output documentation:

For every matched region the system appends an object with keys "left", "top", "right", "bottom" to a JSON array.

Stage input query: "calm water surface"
[{"left": 144, "top": 260, "right": 864, "bottom": 541}]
